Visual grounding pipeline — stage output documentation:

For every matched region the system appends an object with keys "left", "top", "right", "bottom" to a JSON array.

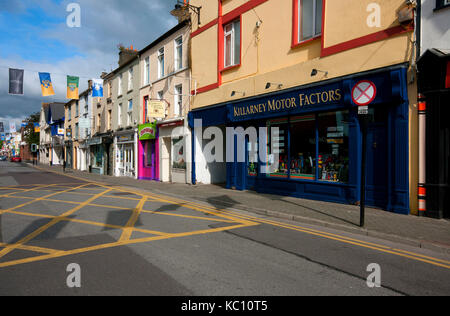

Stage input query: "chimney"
[{"left": 118, "top": 46, "right": 138, "bottom": 67}]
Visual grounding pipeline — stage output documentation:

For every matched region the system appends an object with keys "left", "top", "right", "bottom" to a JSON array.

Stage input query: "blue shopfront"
[{"left": 189, "top": 65, "right": 410, "bottom": 214}]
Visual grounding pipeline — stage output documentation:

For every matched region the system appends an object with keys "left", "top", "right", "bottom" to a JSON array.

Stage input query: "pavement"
[
  {"left": 33, "top": 163, "right": 450, "bottom": 254},
  {"left": 1, "top": 161, "right": 449, "bottom": 296}
]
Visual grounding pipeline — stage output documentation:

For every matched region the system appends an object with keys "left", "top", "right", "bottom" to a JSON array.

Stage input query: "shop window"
[
  {"left": 224, "top": 19, "right": 241, "bottom": 68},
  {"left": 318, "top": 111, "right": 349, "bottom": 183},
  {"left": 247, "top": 137, "right": 258, "bottom": 177},
  {"left": 289, "top": 115, "right": 316, "bottom": 180},
  {"left": 172, "top": 137, "right": 186, "bottom": 170},
  {"left": 267, "top": 118, "right": 289, "bottom": 178}
]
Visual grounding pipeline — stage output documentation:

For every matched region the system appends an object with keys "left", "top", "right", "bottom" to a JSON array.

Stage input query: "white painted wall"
[{"left": 421, "top": 0, "right": 450, "bottom": 53}]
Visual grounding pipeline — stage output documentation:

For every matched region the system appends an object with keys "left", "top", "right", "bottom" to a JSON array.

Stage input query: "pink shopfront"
[{"left": 138, "top": 122, "right": 159, "bottom": 181}]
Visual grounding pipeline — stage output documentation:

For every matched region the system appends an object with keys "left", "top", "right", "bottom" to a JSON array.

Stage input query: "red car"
[{"left": 10, "top": 156, "right": 22, "bottom": 163}]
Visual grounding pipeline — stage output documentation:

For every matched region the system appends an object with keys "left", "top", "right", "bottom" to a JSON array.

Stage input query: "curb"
[{"left": 29, "top": 163, "right": 450, "bottom": 255}]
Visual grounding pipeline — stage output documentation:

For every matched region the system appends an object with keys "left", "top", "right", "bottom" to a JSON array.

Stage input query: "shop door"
[
  {"left": 365, "top": 107, "right": 389, "bottom": 210},
  {"left": 124, "top": 145, "right": 134, "bottom": 177}
]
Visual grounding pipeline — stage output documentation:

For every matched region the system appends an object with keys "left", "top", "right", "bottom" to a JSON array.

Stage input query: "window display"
[
  {"left": 318, "top": 111, "right": 349, "bottom": 183},
  {"left": 247, "top": 138, "right": 258, "bottom": 177},
  {"left": 267, "top": 119, "right": 288, "bottom": 178},
  {"left": 289, "top": 115, "right": 316, "bottom": 180},
  {"left": 172, "top": 137, "right": 186, "bottom": 170}
]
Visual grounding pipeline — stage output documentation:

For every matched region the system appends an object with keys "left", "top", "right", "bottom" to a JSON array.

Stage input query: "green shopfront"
[{"left": 188, "top": 65, "right": 411, "bottom": 214}]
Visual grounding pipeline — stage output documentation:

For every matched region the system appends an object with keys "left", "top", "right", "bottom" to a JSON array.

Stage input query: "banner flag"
[
  {"left": 92, "top": 79, "right": 104, "bottom": 97},
  {"left": 39, "top": 72, "right": 55, "bottom": 96},
  {"left": 9, "top": 68, "right": 24, "bottom": 95},
  {"left": 67, "top": 76, "right": 79, "bottom": 99},
  {"left": 9, "top": 122, "right": 16, "bottom": 133}
]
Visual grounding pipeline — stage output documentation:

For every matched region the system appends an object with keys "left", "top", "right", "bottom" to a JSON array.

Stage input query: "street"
[{"left": 0, "top": 161, "right": 449, "bottom": 296}]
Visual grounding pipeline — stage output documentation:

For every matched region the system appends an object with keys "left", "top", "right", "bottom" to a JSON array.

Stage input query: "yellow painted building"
[{"left": 187, "top": 0, "right": 418, "bottom": 215}]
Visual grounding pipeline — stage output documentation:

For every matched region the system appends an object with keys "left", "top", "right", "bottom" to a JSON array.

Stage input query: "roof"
[
  {"left": 418, "top": 48, "right": 450, "bottom": 63},
  {"left": 139, "top": 20, "right": 189, "bottom": 55},
  {"left": 49, "top": 102, "right": 66, "bottom": 122}
]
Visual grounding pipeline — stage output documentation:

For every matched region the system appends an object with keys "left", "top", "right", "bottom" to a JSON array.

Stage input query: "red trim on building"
[
  {"left": 190, "top": 18, "right": 219, "bottom": 38},
  {"left": 191, "top": 82, "right": 220, "bottom": 95},
  {"left": 220, "top": 15, "right": 242, "bottom": 73},
  {"left": 292, "top": 0, "right": 299, "bottom": 48},
  {"left": 143, "top": 95, "right": 148, "bottom": 124},
  {"left": 222, "top": 0, "right": 269, "bottom": 25},
  {"left": 446, "top": 61, "right": 450, "bottom": 89},
  {"left": 321, "top": 24, "right": 414, "bottom": 58},
  {"left": 194, "top": 0, "right": 267, "bottom": 95}
]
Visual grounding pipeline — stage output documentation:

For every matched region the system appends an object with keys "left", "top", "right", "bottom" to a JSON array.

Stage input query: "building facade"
[
  {"left": 39, "top": 102, "right": 65, "bottom": 166},
  {"left": 416, "top": 0, "right": 450, "bottom": 218},
  {"left": 39, "top": 104, "right": 51, "bottom": 165},
  {"left": 64, "top": 86, "right": 93, "bottom": 171},
  {"left": 187, "top": 0, "right": 418, "bottom": 215},
  {"left": 138, "top": 20, "right": 192, "bottom": 183}
]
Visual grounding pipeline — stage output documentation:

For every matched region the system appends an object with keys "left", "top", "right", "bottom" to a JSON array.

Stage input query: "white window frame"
[
  {"left": 158, "top": 47, "right": 165, "bottom": 79},
  {"left": 298, "top": 0, "right": 322, "bottom": 43},
  {"left": 128, "top": 67, "right": 133, "bottom": 91},
  {"left": 224, "top": 20, "right": 240, "bottom": 68},
  {"left": 127, "top": 99, "right": 133, "bottom": 126},
  {"left": 174, "top": 85, "right": 182, "bottom": 117},
  {"left": 144, "top": 57, "right": 150, "bottom": 86},
  {"left": 174, "top": 36, "right": 183, "bottom": 71},
  {"left": 118, "top": 103, "right": 123, "bottom": 127},
  {"left": 118, "top": 74, "right": 123, "bottom": 96}
]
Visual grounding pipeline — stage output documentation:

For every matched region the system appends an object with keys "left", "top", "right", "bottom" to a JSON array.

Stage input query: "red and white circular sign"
[{"left": 352, "top": 80, "right": 377, "bottom": 106}]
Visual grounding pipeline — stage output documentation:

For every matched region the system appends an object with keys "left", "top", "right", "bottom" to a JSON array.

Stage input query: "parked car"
[
  {"left": 10, "top": 156, "right": 22, "bottom": 163},
  {"left": 0, "top": 156, "right": 7, "bottom": 161}
]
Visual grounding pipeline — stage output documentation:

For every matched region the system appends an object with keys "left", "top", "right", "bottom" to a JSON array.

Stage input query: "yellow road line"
[
  {"left": 103, "top": 186, "right": 450, "bottom": 270},
  {"left": 0, "top": 222, "right": 258, "bottom": 269},
  {"left": 0, "top": 183, "right": 56, "bottom": 199},
  {"left": 0, "top": 242, "right": 60, "bottom": 255},
  {"left": 3, "top": 209, "right": 170, "bottom": 237},
  {"left": 29, "top": 166, "right": 450, "bottom": 270},
  {"left": 141, "top": 210, "right": 237, "bottom": 223},
  {"left": 119, "top": 196, "right": 147, "bottom": 242},
  {"left": 0, "top": 184, "right": 90, "bottom": 216},
  {"left": 0, "top": 186, "right": 111, "bottom": 259}
]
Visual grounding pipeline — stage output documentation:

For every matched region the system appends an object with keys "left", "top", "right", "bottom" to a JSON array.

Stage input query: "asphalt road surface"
[{"left": 0, "top": 162, "right": 449, "bottom": 296}]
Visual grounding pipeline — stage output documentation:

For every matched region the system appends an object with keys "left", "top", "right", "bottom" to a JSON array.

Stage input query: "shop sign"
[
  {"left": 57, "top": 128, "right": 65, "bottom": 136},
  {"left": 117, "top": 134, "right": 133, "bottom": 143},
  {"left": 88, "top": 137, "right": 102, "bottom": 146},
  {"left": 149, "top": 100, "right": 166, "bottom": 119},
  {"left": 79, "top": 117, "right": 90, "bottom": 129},
  {"left": 139, "top": 123, "right": 156, "bottom": 140},
  {"left": 229, "top": 83, "right": 343, "bottom": 122}
]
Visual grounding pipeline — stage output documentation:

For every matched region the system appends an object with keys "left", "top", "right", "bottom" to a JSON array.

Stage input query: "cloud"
[{"left": 0, "top": 0, "right": 179, "bottom": 124}]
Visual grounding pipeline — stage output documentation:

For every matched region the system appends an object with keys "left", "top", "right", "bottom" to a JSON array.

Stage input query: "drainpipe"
[{"left": 418, "top": 93, "right": 426, "bottom": 216}]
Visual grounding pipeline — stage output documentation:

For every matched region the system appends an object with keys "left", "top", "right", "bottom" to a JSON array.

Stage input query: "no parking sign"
[{"left": 352, "top": 80, "right": 377, "bottom": 115}]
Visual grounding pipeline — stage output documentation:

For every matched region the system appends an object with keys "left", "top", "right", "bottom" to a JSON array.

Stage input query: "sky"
[{"left": 0, "top": 0, "right": 179, "bottom": 132}]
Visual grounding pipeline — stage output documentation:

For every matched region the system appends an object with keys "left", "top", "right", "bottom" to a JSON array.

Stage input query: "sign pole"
[
  {"left": 360, "top": 114, "right": 368, "bottom": 227},
  {"left": 352, "top": 80, "right": 376, "bottom": 228}
]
